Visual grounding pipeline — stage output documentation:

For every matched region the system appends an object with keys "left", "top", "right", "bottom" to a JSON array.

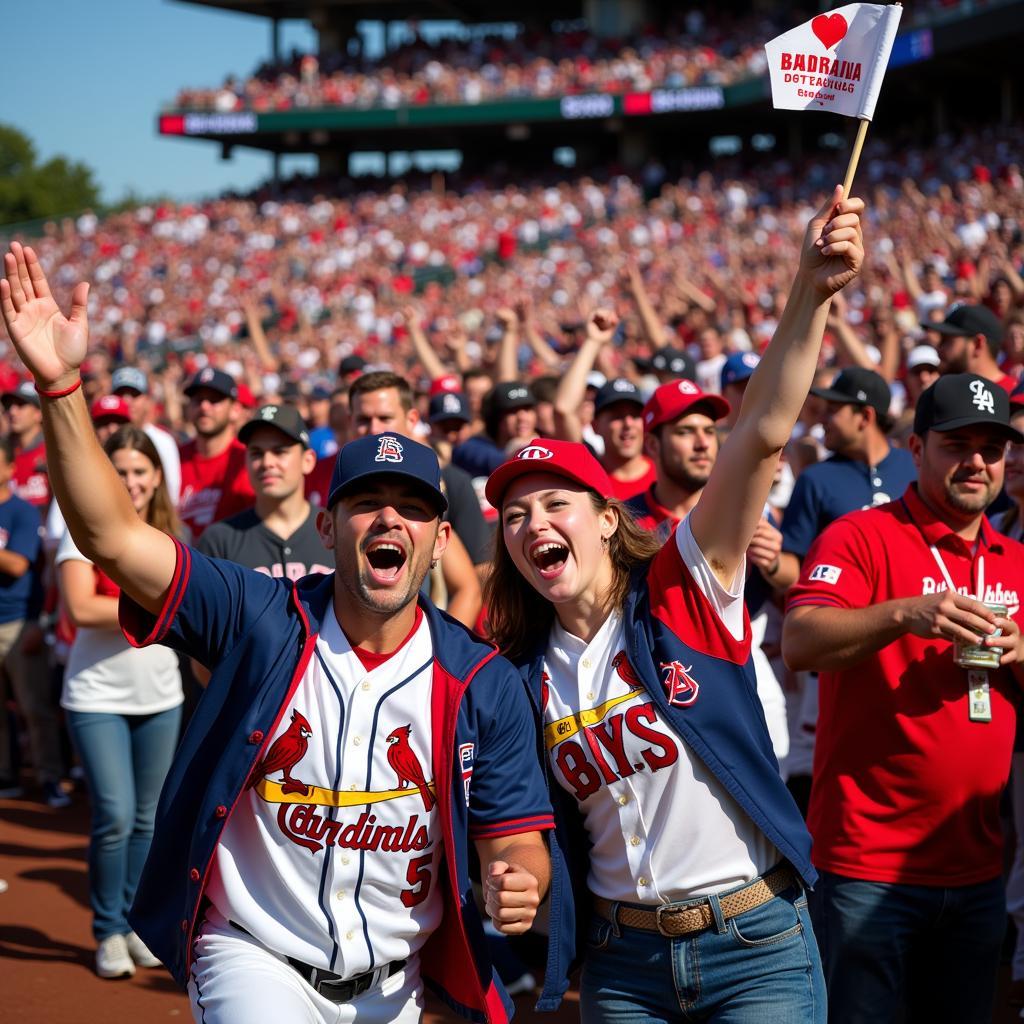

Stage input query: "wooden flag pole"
[{"left": 842, "top": 119, "right": 870, "bottom": 197}]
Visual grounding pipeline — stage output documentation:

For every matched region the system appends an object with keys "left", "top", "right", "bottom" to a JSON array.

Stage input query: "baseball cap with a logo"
[
  {"left": 489, "top": 382, "right": 536, "bottom": 413},
  {"left": 810, "top": 367, "right": 891, "bottom": 419},
  {"left": 238, "top": 404, "right": 311, "bottom": 449},
  {"left": 635, "top": 348, "right": 696, "bottom": 381},
  {"left": 485, "top": 438, "right": 614, "bottom": 508},
  {"left": 429, "top": 374, "right": 462, "bottom": 397},
  {"left": 642, "top": 379, "right": 730, "bottom": 433},
  {"left": 111, "top": 367, "right": 149, "bottom": 395},
  {"left": 326, "top": 432, "right": 447, "bottom": 513},
  {"left": 913, "top": 373, "right": 1023, "bottom": 441},
  {"left": 594, "top": 378, "right": 644, "bottom": 415},
  {"left": 428, "top": 391, "right": 471, "bottom": 424},
  {"left": 90, "top": 395, "right": 132, "bottom": 424},
  {"left": 720, "top": 352, "right": 761, "bottom": 390},
  {"left": 184, "top": 367, "right": 238, "bottom": 399}
]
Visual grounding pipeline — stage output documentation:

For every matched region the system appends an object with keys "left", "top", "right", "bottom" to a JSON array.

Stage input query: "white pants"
[{"left": 188, "top": 907, "right": 424, "bottom": 1024}]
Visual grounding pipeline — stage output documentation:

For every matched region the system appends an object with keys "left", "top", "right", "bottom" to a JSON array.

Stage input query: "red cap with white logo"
[
  {"left": 642, "top": 379, "right": 730, "bottom": 433},
  {"left": 485, "top": 438, "right": 614, "bottom": 508}
]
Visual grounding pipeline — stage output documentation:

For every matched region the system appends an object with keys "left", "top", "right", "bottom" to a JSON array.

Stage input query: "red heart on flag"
[{"left": 811, "top": 12, "right": 848, "bottom": 50}]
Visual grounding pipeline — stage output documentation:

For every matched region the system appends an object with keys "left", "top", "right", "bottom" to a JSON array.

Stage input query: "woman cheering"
[{"left": 484, "top": 186, "right": 864, "bottom": 1021}]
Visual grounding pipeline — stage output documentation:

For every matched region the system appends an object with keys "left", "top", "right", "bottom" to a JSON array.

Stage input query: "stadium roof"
[{"left": 175, "top": 0, "right": 583, "bottom": 21}]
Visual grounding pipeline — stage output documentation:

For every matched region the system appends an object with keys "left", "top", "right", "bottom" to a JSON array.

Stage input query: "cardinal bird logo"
[
  {"left": 611, "top": 651, "right": 642, "bottom": 689},
  {"left": 386, "top": 725, "right": 435, "bottom": 812},
  {"left": 247, "top": 709, "right": 313, "bottom": 796}
]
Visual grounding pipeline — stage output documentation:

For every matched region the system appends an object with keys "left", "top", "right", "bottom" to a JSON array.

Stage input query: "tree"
[{"left": 0, "top": 123, "right": 100, "bottom": 225}]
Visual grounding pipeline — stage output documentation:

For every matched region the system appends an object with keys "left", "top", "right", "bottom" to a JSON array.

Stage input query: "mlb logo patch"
[
  {"left": 660, "top": 661, "right": 699, "bottom": 707},
  {"left": 809, "top": 564, "right": 842, "bottom": 584},
  {"left": 517, "top": 445, "right": 554, "bottom": 461},
  {"left": 459, "top": 743, "right": 475, "bottom": 805}
]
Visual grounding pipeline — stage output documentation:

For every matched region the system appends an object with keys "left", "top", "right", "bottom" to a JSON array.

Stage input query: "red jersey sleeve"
[{"left": 787, "top": 515, "right": 875, "bottom": 611}]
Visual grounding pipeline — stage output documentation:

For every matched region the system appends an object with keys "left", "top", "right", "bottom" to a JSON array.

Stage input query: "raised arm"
[
  {"left": 402, "top": 304, "right": 448, "bottom": 382},
  {"left": 1, "top": 243, "right": 176, "bottom": 614},
  {"left": 624, "top": 258, "right": 669, "bottom": 350},
  {"left": 689, "top": 187, "right": 864, "bottom": 585},
  {"left": 552, "top": 309, "right": 618, "bottom": 443}
]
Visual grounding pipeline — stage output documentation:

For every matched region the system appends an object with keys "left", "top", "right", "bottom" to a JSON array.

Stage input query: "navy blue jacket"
[
  {"left": 121, "top": 539, "right": 553, "bottom": 1023},
  {"left": 518, "top": 554, "right": 814, "bottom": 1011}
]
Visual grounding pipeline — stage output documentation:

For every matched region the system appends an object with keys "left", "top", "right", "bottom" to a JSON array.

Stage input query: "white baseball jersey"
[
  {"left": 542, "top": 516, "right": 779, "bottom": 903},
  {"left": 205, "top": 603, "right": 442, "bottom": 976}
]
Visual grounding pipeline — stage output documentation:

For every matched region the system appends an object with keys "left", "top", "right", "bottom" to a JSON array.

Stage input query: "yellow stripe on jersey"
[
  {"left": 255, "top": 778, "right": 436, "bottom": 807},
  {"left": 544, "top": 687, "right": 643, "bottom": 750}
]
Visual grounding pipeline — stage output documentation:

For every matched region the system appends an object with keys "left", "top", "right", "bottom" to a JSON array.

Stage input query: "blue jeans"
[
  {"left": 579, "top": 879, "right": 825, "bottom": 1022},
  {"left": 67, "top": 707, "right": 181, "bottom": 941},
  {"left": 809, "top": 869, "right": 1005, "bottom": 1024}
]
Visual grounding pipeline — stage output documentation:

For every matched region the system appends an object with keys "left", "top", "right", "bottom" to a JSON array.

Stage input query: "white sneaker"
[
  {"left": 96, "top": 934, "right": 135, "bottom": 979},
  {"left": 125, "top": 931, "right": 161, "bottom": 968}
]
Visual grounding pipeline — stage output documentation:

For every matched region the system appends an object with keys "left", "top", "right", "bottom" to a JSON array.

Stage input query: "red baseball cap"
[
  {"left": 90, "top": 395, "right": 132, "bottom": 424},
  {"left": 485, "top": 438, "right": 613, "bottom": 508},
  {"left": 429, "top": 373, "right": 462, "bottom": 396},
  {"left": 642, "top": 379, "right": 729, "bottom": 433},
  {"left": 236, "top": 382, "right": 257, "bottom": 409}
]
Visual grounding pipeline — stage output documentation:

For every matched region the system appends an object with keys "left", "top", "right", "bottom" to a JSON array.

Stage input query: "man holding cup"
[{"left": 782, "top": 373, "right": 1024, "bottom": 1024}]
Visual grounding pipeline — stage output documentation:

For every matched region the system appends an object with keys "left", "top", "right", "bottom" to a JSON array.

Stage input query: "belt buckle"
[{"left": 655, "top": 901, "right": 710, "bottom": 937}]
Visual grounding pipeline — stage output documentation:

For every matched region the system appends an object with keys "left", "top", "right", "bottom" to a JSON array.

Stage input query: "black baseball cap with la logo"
[
  {"left": 238, "top": 404, "right": 311, "bottom": 449},
  {"left": 913, "top": 373, "right": 1024, "bottom": 442}
]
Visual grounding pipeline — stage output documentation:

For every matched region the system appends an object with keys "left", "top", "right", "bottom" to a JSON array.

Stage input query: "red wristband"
[{"left": 35, "top": 378, "right": 82, "bottom": 399}]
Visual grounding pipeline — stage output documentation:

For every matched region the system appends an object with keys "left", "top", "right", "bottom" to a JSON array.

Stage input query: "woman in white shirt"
[
  {"left": 57, "top": 426, "right": 183, "bottom": 981},
  {"left": 484, "top": 188, "right": 864, "bottom": 1021}
]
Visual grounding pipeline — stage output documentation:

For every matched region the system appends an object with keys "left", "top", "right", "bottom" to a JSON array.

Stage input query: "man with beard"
[
  {"left": 783, "top": 374, "right": 1024, "bottom": 1024},
  {"left": 930, "top": 304, "right": 1017, "bottom": 393},
  {"left": 178, "top": 368, "right": 255, "bottom": 539}
]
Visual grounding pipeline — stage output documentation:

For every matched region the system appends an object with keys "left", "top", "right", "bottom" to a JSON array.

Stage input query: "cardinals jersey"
[
  {"left": 206, "top": 608, "right": 441, "bottom": 974},
  {"left": 541, "top": 516, "right": 778, "bottom": 902}
]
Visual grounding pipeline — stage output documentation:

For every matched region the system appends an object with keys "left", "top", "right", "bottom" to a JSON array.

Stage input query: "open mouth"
[
  {"left": 365, "top": 540, "right": 408, "bottom": 583},
  {"left": 531, "top": 541, "right": 569, "bottom": 579}
]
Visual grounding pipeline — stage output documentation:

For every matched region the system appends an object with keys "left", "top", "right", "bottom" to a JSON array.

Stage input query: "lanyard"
[{"left": 928, "top": 544, "right": 983, "bottom": 602}]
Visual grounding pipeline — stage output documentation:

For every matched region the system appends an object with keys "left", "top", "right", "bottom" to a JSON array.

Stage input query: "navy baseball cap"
[
  {"left": 185, "top": 367, "right": 238, "bottom": 399},
  {"left": 326, "top": 433, "right": 447, "bottom": 514},
  {"left": 914, "top": 373, "right": 1024, "bottom": 442},
  {"left": 428, "top": 391, "right": 471, "bottom": 424},
  {"left": 111, "top": 366, "right": 149, "bottom": 395},
  {"left": 594, "top": 378, "right": 643, "bottom": 415},
  {"left": 720, "top": 352, "right": 761, "bottom": 390}
]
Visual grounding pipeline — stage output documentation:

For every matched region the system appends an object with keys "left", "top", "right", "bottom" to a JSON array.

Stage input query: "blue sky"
[{"left": 2, "top": 0, "right": 319, "bottom": 203}]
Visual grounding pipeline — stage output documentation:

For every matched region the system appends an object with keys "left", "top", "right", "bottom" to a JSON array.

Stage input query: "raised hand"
[
  {"left": 585, "top": 308, "right": 619, "bottom": 345},
  {"left": 799, "top": 186, "right": 865, "bottom": 298},
  {"left": 1, "top": 242, "right": 89, "bottom": 391}
]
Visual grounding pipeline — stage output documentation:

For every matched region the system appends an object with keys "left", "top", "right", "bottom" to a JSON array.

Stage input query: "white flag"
[{"left": 765, "top": 3, "right": 902, "bottom": 120}]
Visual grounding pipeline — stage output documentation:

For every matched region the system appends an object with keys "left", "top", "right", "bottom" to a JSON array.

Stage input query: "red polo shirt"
[
  {"left": 13, "top": 433, "right": 50, "bottom": 510},
  {"left": 788, "top": 484, "right": 1024, "bottom": 886}
]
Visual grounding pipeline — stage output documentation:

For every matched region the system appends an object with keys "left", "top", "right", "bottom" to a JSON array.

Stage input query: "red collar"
[
  {"left": 900, "top": 484, "right": 1001, "bottom": 556},
  {"left": 349, "top": 604, "right": 425, "bottom": 672}
]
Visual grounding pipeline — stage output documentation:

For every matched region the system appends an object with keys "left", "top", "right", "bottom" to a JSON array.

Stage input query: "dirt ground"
[{"left": 1, "top": 782, "right": 1018, "bottom": 1023}]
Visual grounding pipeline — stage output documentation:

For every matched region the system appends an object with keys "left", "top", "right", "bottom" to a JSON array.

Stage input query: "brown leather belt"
[{"left": 592, "top": 865, "right": 797, "bottom": 938}]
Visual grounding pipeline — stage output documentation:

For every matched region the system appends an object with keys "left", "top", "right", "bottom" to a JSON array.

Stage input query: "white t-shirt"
[
  {"left": 542, "top": 516, "right": 779, "bottom": 903},
  {"left": 205, "top": 604, "right": 442, "bottom": 974},
  {"left": 56, "top": 531, "right": 183, "bottom": 715}
]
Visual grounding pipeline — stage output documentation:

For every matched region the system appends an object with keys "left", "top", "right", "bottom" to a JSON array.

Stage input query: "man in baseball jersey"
[
  {"left": 198, "top": 404, "right": 330, "bottom": 581},
  {"left": 783, "top": 373, "right": 1024, "bottom": 1023},
  {"left": 0, "top": 242, "right": 553, "bottom": 1024}
]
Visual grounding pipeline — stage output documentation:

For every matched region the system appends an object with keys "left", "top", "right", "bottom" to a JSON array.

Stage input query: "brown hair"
[
  {"left": 103, "top": 426, "right": 182, "bottom": 538},
  {"left": 348, "top": 371, "right": 413, "bottom": 412},
  {"left": 484, "top": 494, "right": 661, "bottom": 661}
]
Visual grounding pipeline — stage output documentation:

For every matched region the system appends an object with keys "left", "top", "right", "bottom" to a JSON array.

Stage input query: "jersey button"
[
  {"left": 586, "top": 691, "right": 595, "bottom": 701},
  {"left": 248, "top": 731, "right": 264, "bottom": 745},
  {"left": 581, "top": 657, "right": 592, "bottom": 669},
  {"left": 341, "top": 856, "right": 351, "bottom": 866},
  {"left": 336, "top": 890, "right": 346, "bottom": 901},
  {"left": 629, "top": 835, "right": 641, "bottom": 847},
  {"left": 189, "top": 868, "right": 200, "bottom": 882},
  {"left": 345, "top": 931, "right": 354, "bottom": 941},
  {"left": 353, "top": 736, "right": 362, "bottom": 746},
  {"left": 638, "top": 877, "right": 648, "bottom": 886},
  {"left": 361, "top": 681, "right": 371, "bottom": 691},
  {"left": 214, "top": 805, "right": 227, "bottom": 819},
  {"left": 617, "top": 795, "right": 628, "bottom": 806}
]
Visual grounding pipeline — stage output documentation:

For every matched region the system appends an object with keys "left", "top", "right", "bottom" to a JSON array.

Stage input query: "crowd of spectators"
[{"left": 169, "top": 13, "right": 781, "bottom": 113}]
